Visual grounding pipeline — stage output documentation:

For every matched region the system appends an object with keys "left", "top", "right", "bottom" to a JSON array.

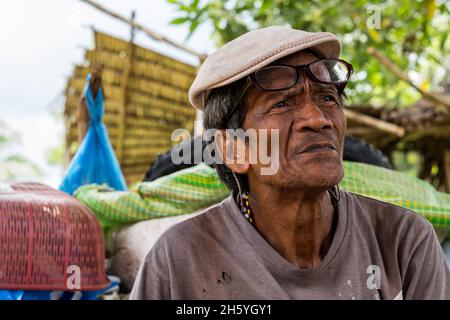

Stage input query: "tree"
[{"left": 167, "top": 0, "right": 450, "bottom": 108}]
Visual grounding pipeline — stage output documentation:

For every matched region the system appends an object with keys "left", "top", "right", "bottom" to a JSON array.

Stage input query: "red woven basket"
[{"left": 0, "top": 182, "right": 109, "bottom": 291}]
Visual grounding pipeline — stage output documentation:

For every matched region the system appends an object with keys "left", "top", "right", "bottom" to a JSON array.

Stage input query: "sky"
[{"left": 0, "top": 0, "right": 215, "bottom": 187}]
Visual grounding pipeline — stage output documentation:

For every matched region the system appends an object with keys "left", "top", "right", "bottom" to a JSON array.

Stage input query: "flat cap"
[{"left": 189, "top": 26, "right": 341, "bottom": 110}]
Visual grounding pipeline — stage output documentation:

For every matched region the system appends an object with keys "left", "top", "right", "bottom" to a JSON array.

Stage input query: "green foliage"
[
  {"left": 168, "top": 0, "right": 450, "bottom": 107},
  {"left": 0, "top": 135, "right": 7, "bottom": 146},
  {"left": 46, "top": 143, "right": 65, "bottom": 166},
  {"left": 392, "top": 150, "right": 421, "bottom": 177},
  {"left": 0, "top": 121, "right": 43, "bottom": 181}
]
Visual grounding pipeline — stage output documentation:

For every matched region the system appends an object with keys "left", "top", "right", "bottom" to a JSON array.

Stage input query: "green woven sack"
[
  {"left": 75, "top": 161, "right": 450, "bottom": 230},
  {"left": 74, "top": 163, "right": 229, "bottom": 228},
  {"left": 341, "top": 161, "right": 450, "bottom": 229}
]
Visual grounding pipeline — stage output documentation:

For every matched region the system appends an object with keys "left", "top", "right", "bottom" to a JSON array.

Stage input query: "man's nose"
[{"left": 292, "top": 99, "right": 333, "bottom": 133}]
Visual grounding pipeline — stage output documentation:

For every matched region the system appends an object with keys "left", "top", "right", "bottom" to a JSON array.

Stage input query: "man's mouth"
[{"left": 298, "top": 143, "right": 337, "bottom": 154}]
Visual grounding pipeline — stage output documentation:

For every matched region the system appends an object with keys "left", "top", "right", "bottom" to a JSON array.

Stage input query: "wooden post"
[
  {"left": 443, "top": 148, "right": 450, "bottom": 193},
  {"left": 344, "top": 109, "right": 405, "bottom": 137},
  {"left": 79, "top": 0, "right": 203, "bottom": 59},
  {"left": 116, "top": 10, "right": 136, "bottom": 164}
]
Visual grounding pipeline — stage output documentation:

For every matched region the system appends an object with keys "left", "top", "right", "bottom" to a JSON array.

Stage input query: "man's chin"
[{"left": 282, "top": 162, "right": 344, "bottom": 189}]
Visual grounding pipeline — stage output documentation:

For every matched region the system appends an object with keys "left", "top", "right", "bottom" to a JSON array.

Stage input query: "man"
[{"left": 130, "top": 26, "right": 449, "bottom": 299}]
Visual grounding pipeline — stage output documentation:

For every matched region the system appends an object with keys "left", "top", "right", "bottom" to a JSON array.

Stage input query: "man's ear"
[{"left": 215, "top": 129, "right": 250, "bottom": 174}]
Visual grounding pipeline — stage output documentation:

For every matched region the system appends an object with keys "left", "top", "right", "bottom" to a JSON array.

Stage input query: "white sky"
[{"left": 0, "top": 0, "right": 215, "bottom": 187}]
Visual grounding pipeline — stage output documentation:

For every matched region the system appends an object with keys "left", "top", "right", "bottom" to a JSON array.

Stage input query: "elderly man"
[{"left": 130, "top": 26, "right": 449, "bottom": 300}]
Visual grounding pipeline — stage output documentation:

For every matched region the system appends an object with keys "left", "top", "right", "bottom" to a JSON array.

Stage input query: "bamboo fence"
[{"left": 63, "top": 31, "right": 197, "bottom": 185}]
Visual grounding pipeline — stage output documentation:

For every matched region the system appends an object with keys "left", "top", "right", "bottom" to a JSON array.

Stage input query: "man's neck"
[{"left": 247, "top": 185, "right": 337, "bottom": 269}]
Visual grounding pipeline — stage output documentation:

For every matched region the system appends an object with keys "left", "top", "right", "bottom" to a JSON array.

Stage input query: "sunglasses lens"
[
  {"left": 310, "top": 59, "right": 351, "bottom": 83},
  {"left": 254, "top": 66, "right": 298, "bottom": 90}
]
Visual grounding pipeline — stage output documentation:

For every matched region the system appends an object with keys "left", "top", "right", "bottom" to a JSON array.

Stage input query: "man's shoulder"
[{"left": 343, "top": 190, "right": 434, "bottom": 238}]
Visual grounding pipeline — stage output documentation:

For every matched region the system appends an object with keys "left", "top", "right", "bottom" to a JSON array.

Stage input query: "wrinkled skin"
[
  {"left": 222, "top": 51, "right": 347, "bottom": 268},
  {"left": 243, "top": 51, "right": 346, "bottom": 191}
]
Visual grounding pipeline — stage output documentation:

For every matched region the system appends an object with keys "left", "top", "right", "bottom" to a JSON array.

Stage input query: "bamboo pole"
[
  {"left": 344, "top": 108, "right": 405, "bottom": 137},
  {"left": 116, "top": 11, "right": 136, "bottom": 163},
  {"left": 367, "top": 47, "right": 450, "bottom": 110},
  {"left": 78, "top": 0, "right": 204, "bottom": 60}
]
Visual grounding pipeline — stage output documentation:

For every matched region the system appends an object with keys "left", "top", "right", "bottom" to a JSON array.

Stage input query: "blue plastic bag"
[
  {"left": 59, "top": 74, "right": 127, "bottom": 195},
  {"left": 0, "top": 276, "right": 120, "bottom": 300}
]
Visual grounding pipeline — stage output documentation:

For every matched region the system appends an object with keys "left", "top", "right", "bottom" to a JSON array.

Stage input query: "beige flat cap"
[{"left": 189, "top": 26, "right": 341, "bottom": 110}]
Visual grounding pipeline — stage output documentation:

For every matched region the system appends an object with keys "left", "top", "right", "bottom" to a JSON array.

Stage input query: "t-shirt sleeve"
[
  {"left": 402, "top": 220, "right": 450, "bottom": 300},
  {"left": 129, "top": 241, "right": 171, "bottom": 300}
]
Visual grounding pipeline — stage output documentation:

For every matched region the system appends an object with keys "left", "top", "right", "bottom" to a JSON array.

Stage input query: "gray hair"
[{"left": 203, "top": 78, "right": 249, "bottom": 193}]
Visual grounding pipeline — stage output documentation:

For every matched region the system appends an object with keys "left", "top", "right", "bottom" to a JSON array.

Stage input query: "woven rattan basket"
[{"left": 0, "top": 182, "right": 109, "bottom": 291}]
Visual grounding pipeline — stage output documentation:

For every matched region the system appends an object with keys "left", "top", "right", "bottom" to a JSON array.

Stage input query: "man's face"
[{"left": 241, "top": 51, "right": 346, "bottom": 190}]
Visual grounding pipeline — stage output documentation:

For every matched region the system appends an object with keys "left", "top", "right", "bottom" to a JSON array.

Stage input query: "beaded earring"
[
  {"left": 231, "top": 171, "right": 254, "bottom": 224},
  {"left": 240, "top": 191, "right": 253, "bottom": 224}
]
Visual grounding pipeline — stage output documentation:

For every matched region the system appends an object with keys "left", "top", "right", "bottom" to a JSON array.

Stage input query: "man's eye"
[
  {"left": 272, "top": 101, "right": 286, "bottom": 109},
  {"left": 322, "top": 95, "right": 336, "bottom": 102}
]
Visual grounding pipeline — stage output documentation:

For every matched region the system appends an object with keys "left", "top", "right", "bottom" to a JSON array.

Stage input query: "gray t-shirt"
[{"left": 130, "top": 190, "right": 450, "bottom": 300}]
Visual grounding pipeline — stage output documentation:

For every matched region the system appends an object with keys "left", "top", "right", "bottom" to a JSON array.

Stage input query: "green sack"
[
  {"left": 341, "top": 161, "right": 450, "bottom": 229},
  {"left": 74, "top": 163, "right": 229, "bottom": 228},
  {"left": 75, "top": 161, "right": 450, "bottom": 230}
]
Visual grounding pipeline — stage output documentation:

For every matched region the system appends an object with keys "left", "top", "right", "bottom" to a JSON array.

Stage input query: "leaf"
[
  {"left": 367, "top": 28, "right": 381, "bottom": 43},
  {"left": 170, "top": 16, "right": 190, "bottom": 25},
  {"left": 186, "top": 20, "right": 201, "bottom": 41},
  {"left": 425, "top": 0, "right": 438, "bottom": 21},
  {"left": 440, "top": 32, "right": 448, "bottom": 51},
  {"left": 420, "top": 79, "right": 430, "bottom": 91},
  {"left": 260, "top": 0, "right": 274, "bottom": 13}
]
